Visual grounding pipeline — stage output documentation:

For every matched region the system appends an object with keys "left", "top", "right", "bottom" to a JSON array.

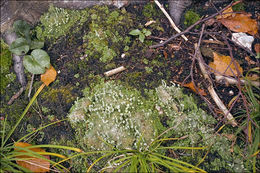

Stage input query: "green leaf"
[
  {"left": 129, "top": 29, "right": 141, "bottom": 36},
  {"left": 139, "top": 34, "right": 145, "bottom": 43},
  {"left": 13, "top": 20, "right": 31, "bottom": 41},
  {"left": 30, "top": 40, "right": 44, "bottom": 50},
  {"left": 144, "top": 30, "right": 151, "bottom": 37},
  {"left": 9, "top": 38, "right": 30, "bottom": 55},
  {"left": 23, "top": 49, "right": 50, "bottom": 74}
]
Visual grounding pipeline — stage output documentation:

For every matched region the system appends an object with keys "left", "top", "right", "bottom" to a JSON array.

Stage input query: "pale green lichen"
[
  {"left": 69, "top": 80, "right": 160, "bottom": 151},
  {"left": 68, "top": 80, "right": 245, "bottom": 172},
  {"left": 35, "top": 5, "right": 90, "bottom": 41}
]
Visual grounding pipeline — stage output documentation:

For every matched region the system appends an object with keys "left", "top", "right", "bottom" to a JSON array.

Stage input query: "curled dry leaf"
[
  {"left": 182, "top": 82, "right": 207, "bottom": 96},
  {"left": 15, "top": 142, "right": 50, "bottom": 173},
  {"left": 41, "top": 65, "right": 57, "bottom": 86},
  {"left": 209, "top": 52, "right": 243, "bottom": 77},
  {"left": 218, "top": 13, "right": 258, "bottom": 35}
]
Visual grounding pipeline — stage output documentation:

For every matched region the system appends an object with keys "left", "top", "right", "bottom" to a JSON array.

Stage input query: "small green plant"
[
  {"left": 9, "top": 20, "right": 50, "bottom": 74},
  {"left": 129, "top": 28, "right": 151, "bottom": 43}
]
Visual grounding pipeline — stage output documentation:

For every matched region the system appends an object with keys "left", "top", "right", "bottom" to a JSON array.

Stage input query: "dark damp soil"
[{"left": 1, "top": 0, "right": 259, "bottom": 172}]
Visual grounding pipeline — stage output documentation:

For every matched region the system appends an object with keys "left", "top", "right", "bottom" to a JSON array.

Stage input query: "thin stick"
[
  {"left": 154, "top": 0, "right": 188, "bottom": 41},
  {"left": 104, "top": 66, "right": 126, "bottom": 77},
  {"left": 28, "top": 74, "right": 34, "bottom": 98},
  {"left": 215, "top": 75, "right": 260, "bottom": 87},
  {"left": 195, "top": 43, "right": 237, "bottom": 127},
  {"left": 7, "top": 87, "right": 25, "bottom": 105}
]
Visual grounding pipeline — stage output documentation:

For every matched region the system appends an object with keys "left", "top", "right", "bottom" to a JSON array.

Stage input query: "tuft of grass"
[{"left": 61, "top": 129, "right": 208, "bottom": 173}]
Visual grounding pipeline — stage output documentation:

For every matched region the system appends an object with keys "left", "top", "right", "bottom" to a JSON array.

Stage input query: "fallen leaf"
[
  {"left": 218, "top": 13, "right": 258, "bottom": 35},
  {"left": 15, "top": 142, "right": 50, "bottom": 173},
  {"left": 182, "top": 82, "right": 207, "bottom": 96},
  {"left": 216, "top": 7, "right": 233, "bottom": 19},
  {"left": 209, "top": 52, "right": 243, "bottom": 77},
  {"left": 41, "top": 65, "right": 57, "bottom": 86}
]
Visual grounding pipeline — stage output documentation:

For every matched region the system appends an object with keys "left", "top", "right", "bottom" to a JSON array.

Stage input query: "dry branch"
[
  {"left": 154, "top": 0, "right": 188, "bottom": 41},
  {"left": 195, "top": 43, "right": 238, "bottom": 127},
  {"left": 215, "top": 75, "right": 260, "bottom": 87}
]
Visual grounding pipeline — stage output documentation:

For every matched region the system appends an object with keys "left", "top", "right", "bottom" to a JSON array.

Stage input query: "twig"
[
  {"left": 104, "top": 66, "right": 126, "bottom": 77},
  {"left": 8, "top": 87, "right": 25, "bottom": 105},
  {"left": 195, "top": 42, "right": 238, "bottom": 127},
  {"left": 28, "top": 74, "right": 34, "bottom": 98},
  {"left": 215, "top": 75, "right": 260, "bottom": 87},
  {"left": 154, "top": 0, "right": 188, "bottom": 41},
  {"left": 150, "top": 0, "right": 239, "bottom": 49}
]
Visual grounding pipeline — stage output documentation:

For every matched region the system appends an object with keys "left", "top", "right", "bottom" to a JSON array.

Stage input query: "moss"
[
  {"left": 184, "top": 10, "right": 200, "bottom": 29},
  {"left": 142, "top": 2, "right": 161, "bottom": 19},
  {"left": 0, "top": 40, "right": 16, "bottom": 94},
  {"left": 82, "top": 6, "right": 134, "bottom": 64},
  {"left": 41, "top": 85, "right": 76, "bottom": 104},
  {"left": 35, "top": 5, "right": 90, "bottom": 42}
]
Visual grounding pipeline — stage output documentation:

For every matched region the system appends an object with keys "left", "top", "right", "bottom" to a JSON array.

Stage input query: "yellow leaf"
[
  {"left": 41, "top": 65, "right": 57, "bottom": 86},
  {"left": 182, "top": 82, "right": 207, "bottom": 96},
  {"left": 14, "top": 142, "right": 50, "bottom": 173},
  {"left": 216, "top": 7, "right": 233, "bottom": 19},
  {"left": 209, "top": 52, "right": 243, "bottom": 77},
  {"left": 218, "top": 13, "right": 258, "bottom": 35}
]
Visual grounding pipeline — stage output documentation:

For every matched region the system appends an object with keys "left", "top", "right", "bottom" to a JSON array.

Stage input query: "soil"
[{"left": 1, "top": 0, "right": 259, "bottom": 172}]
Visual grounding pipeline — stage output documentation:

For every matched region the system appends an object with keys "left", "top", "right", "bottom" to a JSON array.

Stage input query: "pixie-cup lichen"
[
  {"left": 68, "top": 80, "right": 160, "bottom": 151},
  {"left": 68, "top": 80, "right": 246, "bottom": 172}
]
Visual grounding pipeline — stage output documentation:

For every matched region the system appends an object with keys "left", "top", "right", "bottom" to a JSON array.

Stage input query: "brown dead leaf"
[
  {"left": 209, "top": 52, "right": 243, "bottom": 77},
  {"left": 182, "top": 82, "right": 207, "bottom": 96},
  {"left": 15, "top": 142, "right": 50, "bottom": 173},
  {"left": 216, "top": 7, "right": 233, "bottom": 19},
  {"left": 41, "top": 65, "right": 57, "bottom": 86},
  {"left": 218, "top": 13, "right": 258, "bottom": 35}
]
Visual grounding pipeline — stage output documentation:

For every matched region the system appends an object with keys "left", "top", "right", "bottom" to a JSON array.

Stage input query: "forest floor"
[{"left": 1, "top": 0, "right": 259, "bottom": 172}]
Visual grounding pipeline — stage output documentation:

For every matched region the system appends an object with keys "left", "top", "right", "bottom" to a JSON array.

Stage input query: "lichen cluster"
[
  {"left": 69, "top": 80, "right": 160, "bottom": 151},
  {"left": 68, "top": 80, "right": 246, "bottom": 172},
  {"left": 35, "top": 5, "right": 90, "bottom": 41}
]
